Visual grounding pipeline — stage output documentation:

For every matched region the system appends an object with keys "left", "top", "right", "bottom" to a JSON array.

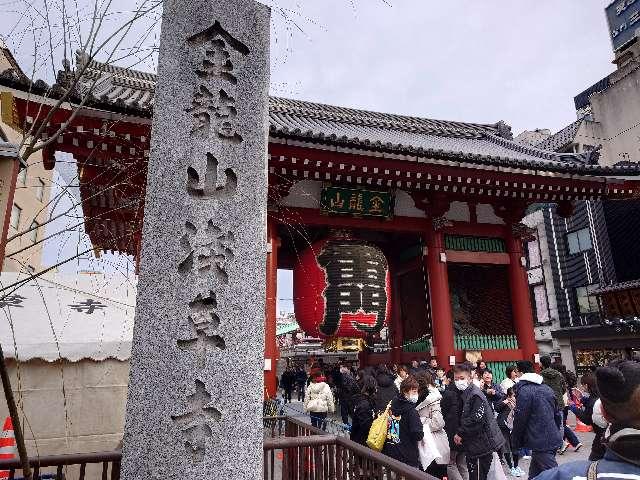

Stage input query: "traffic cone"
[
  {"left": 0, "top": 417, "right": 17, "bottom": 479},
  {"left": 575, "top": 417, "right": 592, "bottom": 433}
]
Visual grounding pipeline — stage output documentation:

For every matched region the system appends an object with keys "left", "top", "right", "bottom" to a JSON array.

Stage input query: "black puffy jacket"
[
  {"left": 350, "top": 393, "right": 376, "bottom": 445},
  {"left": 382, "top": 394, "right": 424, "bottom": 469},
  {"left": 457, "top": 384, "right": 505, "bottom": 459}
]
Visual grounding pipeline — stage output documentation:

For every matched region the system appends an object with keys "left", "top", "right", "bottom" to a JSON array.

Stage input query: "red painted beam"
[{"left": 268, "top": 143, "right": 613, "bottom": 199}]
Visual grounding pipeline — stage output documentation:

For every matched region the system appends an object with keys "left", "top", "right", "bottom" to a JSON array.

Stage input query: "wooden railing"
[
  {"left": 264, "top": 416, "right": 432, "bottom": 480},
  {"left": 0, "top": 451, "right": 120, "bottom": 480},
  {"left": 0, "top": 417, "right": 432, "bottom": 480}
]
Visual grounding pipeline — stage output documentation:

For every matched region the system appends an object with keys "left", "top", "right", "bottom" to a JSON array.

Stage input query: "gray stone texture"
[{"left": 121, "top": 1, "right": 270, "bottom": 479}]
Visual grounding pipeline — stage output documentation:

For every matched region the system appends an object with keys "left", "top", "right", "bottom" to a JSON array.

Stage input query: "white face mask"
[
  {"left": 406, "top": 393, "right": 419, "bottom": 403},
  {"left": 455, "top": 379, "right": 470, "bottom": 391}
]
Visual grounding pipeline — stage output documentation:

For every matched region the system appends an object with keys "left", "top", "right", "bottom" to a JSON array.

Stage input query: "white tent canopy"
[{"left": 0, "top": 272, "right": 136, "bottom": 362}]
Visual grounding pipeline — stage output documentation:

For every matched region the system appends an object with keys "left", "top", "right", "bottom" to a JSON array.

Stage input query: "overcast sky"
[
  {"left": 23, "top": 0, "right": 621, "bottom": 314},
  {"left": 268, "top": 0, "right": 618, "bottom": 314},
  {"left": 268, "top": 0, "right": 616, "bottom": 135}
]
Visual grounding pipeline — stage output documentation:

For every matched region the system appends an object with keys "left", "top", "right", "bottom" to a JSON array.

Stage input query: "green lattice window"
[
  {"left": 454, "top": 335, "right": 519, "bottom": 350},
  {"left": 445, "top": 235, "right": 506, "bottom": 253}
]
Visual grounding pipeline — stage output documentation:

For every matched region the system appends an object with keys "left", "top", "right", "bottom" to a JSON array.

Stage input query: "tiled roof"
[
  {"left": 267, "top": 96, "right": 580, "bottom": 166},
  {"left": 70, "top": 56, "right": 606, "bottom": 170},
  {"left": 4, "top": 53, "right": 640, "bottom": 175},
  {"left": 535, "top": 117, "right": 584, "bottom": 152}
]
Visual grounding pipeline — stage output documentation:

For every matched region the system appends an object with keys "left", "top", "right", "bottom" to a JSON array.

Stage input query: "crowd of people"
[{"left": 279, "top": 356, "right": 640, "bottom": 480}]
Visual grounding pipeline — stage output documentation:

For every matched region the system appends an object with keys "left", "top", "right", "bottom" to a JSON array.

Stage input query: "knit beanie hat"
[{"left": 596, "top": 359, "right": 640, "bottom": 426}]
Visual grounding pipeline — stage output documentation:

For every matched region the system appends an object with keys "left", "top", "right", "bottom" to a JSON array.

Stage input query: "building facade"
[
  {"left": 0, "top": 40, "right": 53, "bottom": 273},
  {"left": 520, "top": 31, "right": 640, "bottom": 372}
]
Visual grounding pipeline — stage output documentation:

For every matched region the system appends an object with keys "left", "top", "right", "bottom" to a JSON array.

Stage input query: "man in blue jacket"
[
  {"left": 533, "top": 359, "right": 640, "bottom": 480},
  {"left": 512, "top": 361, "right": 563, "bottom": 480}
]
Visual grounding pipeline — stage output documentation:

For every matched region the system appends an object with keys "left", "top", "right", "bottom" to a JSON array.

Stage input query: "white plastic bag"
[
  {"left": 487, "top": 452, "right": 508, "bottom": 480},
  {"left": 418, "top": 422, "right": 441, "bottom": 470}
]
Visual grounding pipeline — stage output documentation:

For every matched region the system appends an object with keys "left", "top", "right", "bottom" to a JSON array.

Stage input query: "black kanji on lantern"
[
  {"left": 317, "top": 241, "right": 388, "bottom": 336},
  {"left": 69, "top": 299, "right": 106, "bottom": 314},
  {"left": 0, "top": 295, "right": 26, "bottom": 309}
]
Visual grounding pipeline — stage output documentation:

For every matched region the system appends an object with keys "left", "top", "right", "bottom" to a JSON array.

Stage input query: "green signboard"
[
  {"left": 320, "top": 185, "right": 393, "bottom": 219},
  {"left": 445, "top": 235, "right": 506, "bottom": 253}
]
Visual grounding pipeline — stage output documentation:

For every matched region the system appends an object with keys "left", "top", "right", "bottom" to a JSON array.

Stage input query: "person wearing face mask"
[
  {"left": 453, "top": 363, "right": 505, "bottom": 480},
  {"left": 441, "top": 369, "right": 469, "bottom": 480},
  {"left": 569, "top": 373, "right": 605, "bottom": 461},
  {"left": 382, "top": 376, "right": 425, "bottom": 469}
]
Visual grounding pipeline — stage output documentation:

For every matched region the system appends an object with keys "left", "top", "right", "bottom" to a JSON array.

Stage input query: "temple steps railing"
[{"left": 0, "top": 417, "right": 433, "bottom": 480}]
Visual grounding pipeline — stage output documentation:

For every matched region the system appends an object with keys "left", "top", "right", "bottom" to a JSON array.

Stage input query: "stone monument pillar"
[{"left": 121, "top": 1, "right": 270, "bottom": 479}]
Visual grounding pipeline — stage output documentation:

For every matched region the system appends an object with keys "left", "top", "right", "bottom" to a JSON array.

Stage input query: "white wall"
[
  {"left": 1, "top": 359, "right": 128, "bottom": 457},
  {"left": 590, "top": 63, "right": 640, "bottom": 166}
]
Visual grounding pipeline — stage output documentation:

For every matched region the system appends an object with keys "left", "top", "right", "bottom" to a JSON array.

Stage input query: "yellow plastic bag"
[{"left": 366, "top": 402, "right": 391, "bottom": 452}]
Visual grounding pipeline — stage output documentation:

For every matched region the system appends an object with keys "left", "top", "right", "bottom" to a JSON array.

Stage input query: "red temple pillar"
[
  {"left": 425, "top": 218, "right": 456, "bottom": 369},
  {"left": 506, "top": 227, "right": 538, "bottom": 363},
  {"left": 264, "top": 219, "right": 280, "bottom": 398}
]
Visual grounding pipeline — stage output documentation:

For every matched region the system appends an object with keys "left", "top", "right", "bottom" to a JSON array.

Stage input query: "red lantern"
[{"left": 293, "top": 238, "right": 391, "bottom": 339}]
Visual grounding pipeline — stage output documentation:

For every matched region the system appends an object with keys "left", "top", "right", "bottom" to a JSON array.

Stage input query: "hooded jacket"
[
  {"left": 512, "top": 372, "right": 563, "bottom": 452},
  {"left": 382, "top": 393, "right": 424, "bottom": 469},
  {"left": 416, "top": 386, "right": 450, "bottom": 464},
  {"left": 540, "top": 367, "right": 567, "bottom": 410},
  {"left": 533, "top": 428, "right": 640, "bottom": 480},
  {"left": 304, "top": 381, "right": 335, "bottom": 414},
  {"left": 457, "top": 383, "right": 505, "bottom": 459},
  {"left": 350, "top": 393, "right": 376, "bottom": 445},
  {"left": 374, "top": 372, "right": 398, "bottom": 414}
]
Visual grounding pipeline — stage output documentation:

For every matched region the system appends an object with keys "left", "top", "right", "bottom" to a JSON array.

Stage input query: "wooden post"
[
  {"left": 506, "top": 229, "right": 538, "bottom": 363},
  {"left": 425, "top": 219, "right": 456, "bottom": 369},
  {"left": 265, "top": 219, "right": 280, "bottom": 398}
]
